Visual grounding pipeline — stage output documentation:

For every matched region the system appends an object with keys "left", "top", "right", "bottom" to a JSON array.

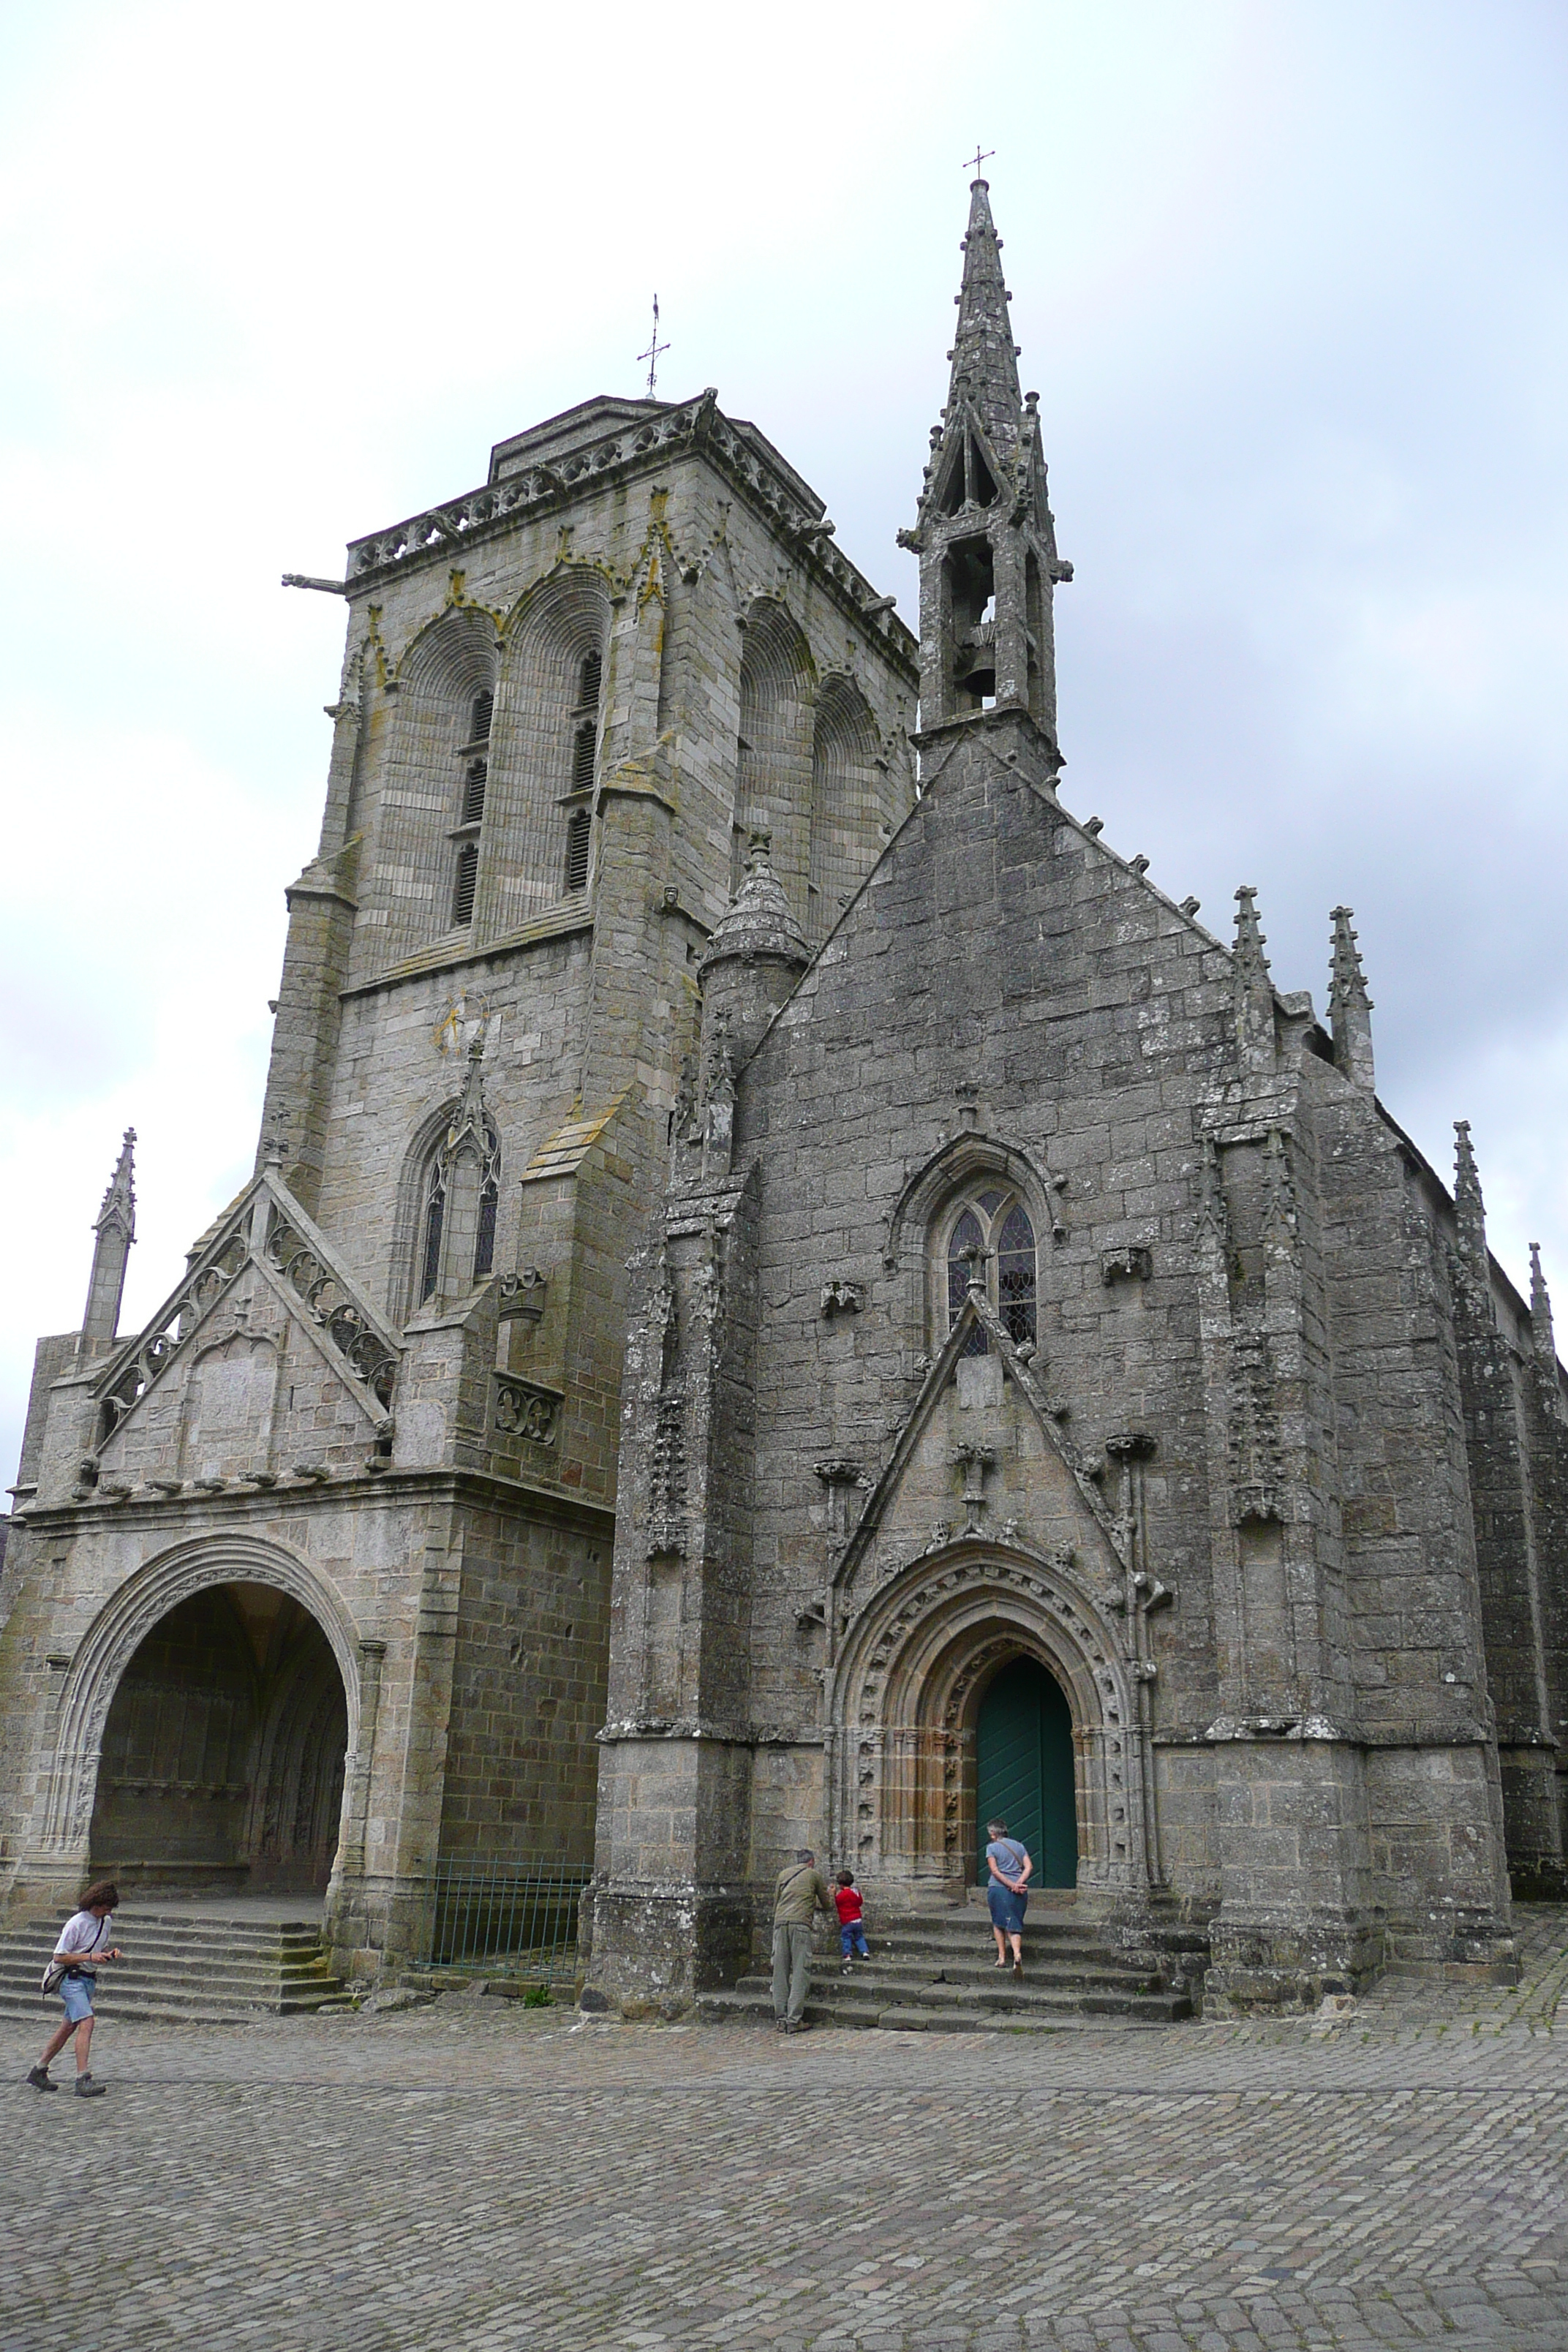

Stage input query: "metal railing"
[{"left": 427, "top": 1860, "right": 592, "bottom": 1980}]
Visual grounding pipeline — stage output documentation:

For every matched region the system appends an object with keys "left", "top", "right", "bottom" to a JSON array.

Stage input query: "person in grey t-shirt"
[
  {"left": 771, "top": 1849, "right": 834, "bottom": 2033},
  {"left": 28, "top": 1880, "right": 124, "bottom": 2098}
]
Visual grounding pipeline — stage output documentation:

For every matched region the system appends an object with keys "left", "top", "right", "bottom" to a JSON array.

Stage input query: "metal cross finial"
[
  {"left": 637, "top": 293, "right": 670, "bottom": 397},
  {"left": 965, "top": 145, "right": 995, "bottom": 178}
]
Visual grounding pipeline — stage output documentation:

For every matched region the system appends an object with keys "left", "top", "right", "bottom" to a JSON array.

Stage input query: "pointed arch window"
[
  {"left": 941, "top": 1189, "right": 1037, "bottom": 1355},
  {"left": 416, "top": 1111, "right": 502, "bottom": 1305}
]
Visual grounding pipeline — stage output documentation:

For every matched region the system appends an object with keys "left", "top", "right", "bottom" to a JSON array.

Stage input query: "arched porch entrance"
[
  {"left": 827, "top": 1539, "right": 1157, "bottom": 1901},
  {"left": 88, "top": 1581, "right": 348, "bottom": 1896},
  {"left": 975, "top": 1654, "right": 1077, "bottom": 1889}
]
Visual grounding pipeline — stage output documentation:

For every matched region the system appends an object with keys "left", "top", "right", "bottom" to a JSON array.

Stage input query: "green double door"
[{"left": 975, "top": 1656, "right": 1078, "bottom": 1888}]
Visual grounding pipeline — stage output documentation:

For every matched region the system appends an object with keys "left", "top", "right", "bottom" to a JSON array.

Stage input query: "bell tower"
[{"left": 902, "top": 175, "right": 1072, "bottom": 748}]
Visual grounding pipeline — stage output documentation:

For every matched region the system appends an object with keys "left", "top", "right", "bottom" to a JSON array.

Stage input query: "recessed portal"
[
  {"left": 89, "top": 1582, "right": 347, "bottom": 1896},
  {"left": 975, "top": 1654, "right": 1077, "bottom": 1888}
]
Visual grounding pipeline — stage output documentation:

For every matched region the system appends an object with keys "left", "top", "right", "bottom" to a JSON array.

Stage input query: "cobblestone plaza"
[{"left": 7, "top": 1913, "right": 1567, "bottom": 2351}]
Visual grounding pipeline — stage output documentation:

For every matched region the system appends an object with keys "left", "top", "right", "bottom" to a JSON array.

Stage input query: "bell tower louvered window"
[
  {"left": 451, "top": 840, "right": 478, "bottom": 927},
  {"left": 565, "top": 807, "right": 592, "bottom": 894},
  {"left": 568, "top": 645, "right": 603, "bottom": 802}
]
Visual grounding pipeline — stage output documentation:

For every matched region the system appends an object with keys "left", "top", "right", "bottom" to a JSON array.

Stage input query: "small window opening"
[
  {"left": 460, "top": 758, "right": 488, "bottom": 826},
  {"left": 970, "top": 442, "right": 998, "bottom": 508},
  {"left": 565, "top": 808, "right": 592, "bottom": 893},
  {"left": 571, "top": 720, "right": 597, "bottom": 793},
  {"left": 947, "top": 535, "right": 997, "bottom": 707},
  {"left": 468, "top": 690, "right": 494, "bottom": 745},
  {"left": 576, "top": 647, "right": 603, "bottom": 710},
  {"left": 938, "top": 447, "right": 968, "bottom": 516},
  {"left": 452, "top": 840, "right": 478, "bottom": 927}
]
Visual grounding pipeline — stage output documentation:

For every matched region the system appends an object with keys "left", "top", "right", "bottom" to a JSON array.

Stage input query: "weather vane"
[
  {"left": 965, "top": 145, "right": 995, "bottom": 178},
  {"left": 637, "top": 294, "right": 670, "bottom": 398}
]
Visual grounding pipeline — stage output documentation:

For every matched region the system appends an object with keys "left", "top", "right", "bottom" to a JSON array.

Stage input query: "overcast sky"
[{"left": 4, "top": 0, "right": 1567, "bottom": 1484}]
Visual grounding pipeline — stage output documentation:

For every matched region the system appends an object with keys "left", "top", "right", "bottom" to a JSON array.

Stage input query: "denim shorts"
[{"left": 59, "top": 1971, "right": 96, "bottom": 2024}]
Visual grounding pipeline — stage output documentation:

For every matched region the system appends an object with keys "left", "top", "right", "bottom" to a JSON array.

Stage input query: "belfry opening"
[
  {"left": 88, "top": 1583, "right": 347, "bottom": 1897},
  {"left": 975, "top": 1654, "right": 1078, "bottom": 1890}
]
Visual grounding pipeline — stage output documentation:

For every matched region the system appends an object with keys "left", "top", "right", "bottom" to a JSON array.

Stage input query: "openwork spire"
[
  {"left": 1328, "top": 905, "right": 1375, "bottom": 1093},
  {"left": 948, "top": 177, "right": 1022, "bottom": 464}
]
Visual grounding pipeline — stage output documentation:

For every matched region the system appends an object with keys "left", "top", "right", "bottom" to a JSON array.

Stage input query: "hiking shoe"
[
  {"left": 26, "top": 2065, "right": 56, "bottom": 2093},
  {"left": 74, "top": 2074, "right": 107, "bottom": 2098}
]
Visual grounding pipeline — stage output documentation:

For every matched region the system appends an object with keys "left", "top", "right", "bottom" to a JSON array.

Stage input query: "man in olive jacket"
[{"left": 772, "top": 1847, "right": 835, "bottom": 2033}]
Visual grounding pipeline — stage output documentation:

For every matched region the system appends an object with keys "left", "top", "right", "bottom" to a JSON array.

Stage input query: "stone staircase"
[
  {"left": 0, "top": 1905, "right": 344, "bottom": 2024},
  {"left": 696, "top": 1893, "right": 1205, "bottom": 2032}
]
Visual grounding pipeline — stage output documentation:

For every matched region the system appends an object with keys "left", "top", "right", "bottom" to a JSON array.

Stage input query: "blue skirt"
[{"left": 987, "top": 1880, "right": 1028, "bottom": 1937}]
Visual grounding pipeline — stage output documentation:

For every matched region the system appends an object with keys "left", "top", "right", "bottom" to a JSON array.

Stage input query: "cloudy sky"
[{"left": 3, "top": 0, "right": 1567, "bottom": 1482}]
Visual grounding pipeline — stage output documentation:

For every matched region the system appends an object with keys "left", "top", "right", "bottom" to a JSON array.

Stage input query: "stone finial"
[
  {"left": 1328, "top": 906, "right": 1376, "bottom": 1093},
  {"left": 1232, "top": 886, "right": 1275, "bottom": 1062},
  {"left": 1453, "top": 1120, "right": 1486, "bottom": 1252},
  {"left": 445, "top": 1033, "right": 490, "bottom": 1161},
  {"left": 1530, "top": 1243, "right": 1557, "bottom": 1365},
  {"left": 80, "top": 1126, "right": 138, "bottom": 1357},
  {"left": 94, "top": 1128, "right": 137, "bottom": 1240}
]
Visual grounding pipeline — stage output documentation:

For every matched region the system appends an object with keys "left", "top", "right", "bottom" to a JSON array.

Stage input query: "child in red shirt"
[{"left": 834, "top": 1870, "right": 870, "bottom": 1970}]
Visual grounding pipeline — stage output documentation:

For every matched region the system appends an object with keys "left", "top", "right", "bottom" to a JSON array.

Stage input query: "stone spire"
[
  {"left": 947, "top": 176, "right": 1023, "bottom": 464},
  {"left": 1530, "top": 1243, "right": 1557, "bottom": 1366},
  {"left": 1232, "top": 886, "right": 1275, "bottom": 1064},
  {"left": 904, "top": 178, "right": 1071, "bottom": 742},
  {"left": 1328, "top": 905, "right": 1376, "bottom": 1093},
  {"left": 79, "top": 1127, "right": 137, "bottom": 1358}
]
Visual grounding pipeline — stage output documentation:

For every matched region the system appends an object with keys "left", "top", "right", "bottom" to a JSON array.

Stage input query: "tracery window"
[
  {"left": 941, "top": 1189, "right": 1037, "bottom": 1355},
  {"left": 416, "top": 1113, "right": 502, "bottom": 1305}
]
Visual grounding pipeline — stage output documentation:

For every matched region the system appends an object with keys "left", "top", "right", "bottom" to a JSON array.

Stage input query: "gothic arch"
[
  {"left": 734, "top": 597, "right": 815, "bottom": 916},
  {"left": 487, "top": 565, "right": 614, "bottom": 932},
  {"left": 881, "top": 1131, "right": 1057, "bottom": 1352},
  {"left": 369, "top": 608, "right": 502, "bottom": 961},
  {"left": 826, "top": 1536, "right": 1155, "bottom": 1894},
  {"left": 389, "top": 1095, "right": 463, "bottom": 1324},
  {"left": 808, "top": 672, "right": 882, "bottom": 943},
  {"left": 33, "top": 1533, "right": 366, "bottom": 1872}
]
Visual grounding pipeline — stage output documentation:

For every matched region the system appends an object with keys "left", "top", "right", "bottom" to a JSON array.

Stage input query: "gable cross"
[{"left": 964, "top": 145, "right": 995, "bottom": 179}]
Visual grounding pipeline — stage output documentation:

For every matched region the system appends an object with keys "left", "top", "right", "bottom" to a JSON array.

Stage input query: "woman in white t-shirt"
[{"left": 27, "top": 1880, "right": 124, "bottom": 2098}]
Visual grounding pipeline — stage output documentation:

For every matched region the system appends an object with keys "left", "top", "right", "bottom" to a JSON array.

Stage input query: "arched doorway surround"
[
  {"left": 825, "top": 1537, "right": 1159, "bottom": 1898},
  {"left": 29, "top": 1534, "right": 368, "bottom": 1897}
]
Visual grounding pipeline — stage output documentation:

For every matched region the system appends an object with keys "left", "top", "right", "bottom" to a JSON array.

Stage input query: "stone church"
[{"left": 4, "top": 179, "right": 1566, "bottom": 2013}]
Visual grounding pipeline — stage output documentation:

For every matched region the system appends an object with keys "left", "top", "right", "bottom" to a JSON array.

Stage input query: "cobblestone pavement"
[{"left": 4, "top": 1912, "right": 1568, "bottom": 2352}]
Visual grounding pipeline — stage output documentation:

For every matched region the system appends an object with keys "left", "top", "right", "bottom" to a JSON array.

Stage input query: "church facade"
[{"left": 4, "top": 181, "right": 1566, "bottom": 2011}]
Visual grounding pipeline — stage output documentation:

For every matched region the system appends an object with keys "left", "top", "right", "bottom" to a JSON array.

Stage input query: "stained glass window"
[{"left": 997, "top": 1204, "right": 1037, "bottom": 1344}]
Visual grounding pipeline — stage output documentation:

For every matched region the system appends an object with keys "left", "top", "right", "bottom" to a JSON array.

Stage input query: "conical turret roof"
[{"left": 701, "top": 832, "right": 808, "bottom": 971}]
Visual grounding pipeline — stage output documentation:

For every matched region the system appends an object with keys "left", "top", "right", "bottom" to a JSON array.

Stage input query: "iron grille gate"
[{"left": 426, "top": 1861, "right": 592, "bottom": 1980}]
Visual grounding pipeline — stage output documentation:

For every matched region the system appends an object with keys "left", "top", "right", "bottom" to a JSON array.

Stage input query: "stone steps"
[
  {"left": 695, "top": 1901, "right": 1198, "bottom": 2032},
  {"left": 0, "top": 1907, "right": 344, "bottom": 2023}
]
